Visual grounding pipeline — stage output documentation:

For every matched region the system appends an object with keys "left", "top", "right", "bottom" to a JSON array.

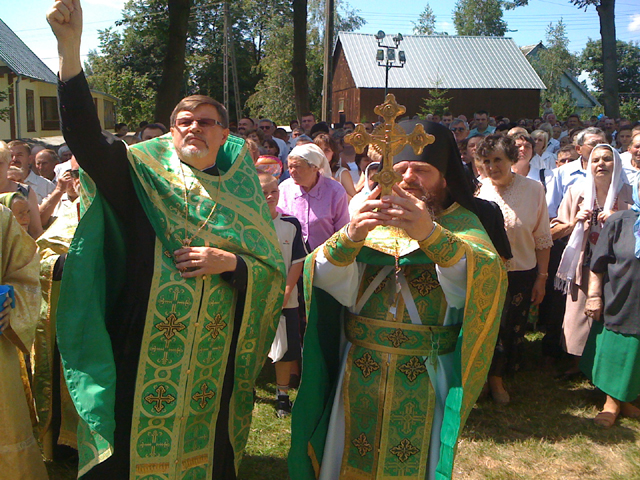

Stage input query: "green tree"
[
  {"left": 527, "top": 20, "right": 578, "bottom": 117},
  {"left": 413, "top": 4, "right": 436, "bottom": 35},
  {"left": 418, "top": 81, "right": 452, "bottom": 118},
  {"left": 580, "top": 39, "right": 640, "bottom": 106},
  {"left": 247, "top": 0, "right": 364, "bottom": 123},
  {"left": 619, "top": 99, "right": 640, "bottom": 122},
  {"left": 453, "top": 0, "right": 507, "bottom": 36},
  {"left": 0, "top": 88, "right": 10, "bottom": 122}
]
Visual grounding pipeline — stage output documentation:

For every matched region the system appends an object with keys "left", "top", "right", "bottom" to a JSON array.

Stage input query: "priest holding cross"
[{"left": 289, "top": 96, "right": 509, "bottom": 480}]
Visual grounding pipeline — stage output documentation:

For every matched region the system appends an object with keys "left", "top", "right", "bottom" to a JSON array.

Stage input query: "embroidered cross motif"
[
  {"left": 155, "top": 313, "right": 187, "bottom": 341},
  {"left": 409, "top": 271, "right": 439, "bottom": 296},
  {"left": 391, "top": 402, "right": 423, "bottom": 435},
  {"left": 386, "top": 328, "right": 410, "bottom": 348},
  {"left": 354, "top": 352, "right": 380, "bottom": 379},
  {"left": 138, "top": 429, "right": 171, "bottom": 458},
  {"left": 389, "top": 438, "right": 420, "bottom": 463},
  {"left": 398, "top": 356, "right": 427, "bottom": 382},
  {"left": 144, "top": 385, "right": 176, "bottom": 414},
  {"left": 192, "top": 383, "right": 215, "bottom": 409},
  {"left": 352, "top": 433, "right": 373, "bottom": 457},
  {"left": 205, "top": 314, "right": 227, "bottom": 340}
]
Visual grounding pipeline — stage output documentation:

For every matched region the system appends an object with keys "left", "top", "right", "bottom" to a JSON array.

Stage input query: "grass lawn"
[{"left": 47, "top": 334, "right": 640, "bottom": 479}]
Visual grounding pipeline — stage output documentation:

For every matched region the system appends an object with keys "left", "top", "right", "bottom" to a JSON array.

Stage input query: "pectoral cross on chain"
[{"left": 344, "top": 94, "right": 435, "bottom": 197}]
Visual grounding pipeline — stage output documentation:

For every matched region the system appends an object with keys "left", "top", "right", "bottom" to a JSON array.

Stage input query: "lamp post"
[{"left": 375, "top": 31, "right": 406, "bottom": 98}]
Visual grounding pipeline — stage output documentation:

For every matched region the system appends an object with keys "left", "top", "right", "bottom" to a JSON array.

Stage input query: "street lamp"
[{"left": 375, "top": 31, "right": 406, "bottom": 98}]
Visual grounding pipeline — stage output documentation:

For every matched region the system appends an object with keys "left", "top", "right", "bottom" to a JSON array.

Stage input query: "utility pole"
[
  {"left": 321, "top": 0, "right": 335, "bottom": 123},
  {"left": 223, "top": 0, "right": 230, "bottom": 112},
  {"left": 224, "top": 0, "right": 242, "bottom": 121}
]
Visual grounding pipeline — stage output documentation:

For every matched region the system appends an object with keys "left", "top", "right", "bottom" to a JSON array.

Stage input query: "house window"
[
  {"left": 103, "top": 100, "right": 115, "bottom": 130},
  {"left": 26, "top": 90, "right": 35, "bottom": 132},
  {"left": 40, "top": 96, "right": 60, "bottom": 131},
  {"left": 339, "top": 98, "right": 345, "bottom": 112}
]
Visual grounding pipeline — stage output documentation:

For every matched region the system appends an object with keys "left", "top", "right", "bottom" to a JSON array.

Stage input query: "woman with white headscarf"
[
  {"left": 278, "top": 143, "right": 349, "bottom": 250},
  {"left": 553, "top": 144, "right": 633, "bottom": 375}
]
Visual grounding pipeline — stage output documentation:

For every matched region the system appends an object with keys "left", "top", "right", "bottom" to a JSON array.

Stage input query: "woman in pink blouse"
[
  {"left": 278, "top": 143, "right": 350, "bottom": 250},
  {"left": 552, "top": 144, "right": 632, "bottom": 377},
  {"left": 476, "top": 134, "right": 552, "bottom": 405}
]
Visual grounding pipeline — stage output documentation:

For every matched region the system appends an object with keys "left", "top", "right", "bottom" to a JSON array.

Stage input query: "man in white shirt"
[
  {"left": 546, "top": 128, "right": 606, "bottom": 218},
  {"left": 8, "top": 141, "right": 55, "bottom": 204}
]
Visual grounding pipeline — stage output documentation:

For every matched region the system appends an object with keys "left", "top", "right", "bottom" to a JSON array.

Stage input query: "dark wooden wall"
[{"left": 358, "top": 88, "right": 541, "bottom": 124}]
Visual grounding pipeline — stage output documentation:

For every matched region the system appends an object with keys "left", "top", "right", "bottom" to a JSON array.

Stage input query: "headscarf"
[
  {"left": 288, "top": 143, "right": 332, "bottom": 178},
  {"left": 255, "top": 155, "right": 283, "bottom": 178},
  {"left": 0, "top": 191, "right": 20, "bottom": 208},
  {"left": 394, "top": 119, "right": 478, "bottom": 214},
  {"left": 632, "top": 178, "right": 640, "bottom": 258},
  {"left": 555, "top": 144, "right": 624, "bottom": 292}
]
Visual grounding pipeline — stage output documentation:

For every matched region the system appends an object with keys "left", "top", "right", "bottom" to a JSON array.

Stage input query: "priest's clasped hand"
[
  {"left": 174, "top": 247, "right": 238, "bottom": 278},
  {"left": 348, "top": 185, "right": 435, "bottom": 243}
]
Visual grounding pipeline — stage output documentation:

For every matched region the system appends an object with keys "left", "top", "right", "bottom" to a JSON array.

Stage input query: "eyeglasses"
[
  {"left": 450, "top": 127, "right": 466, "bottom": 132},
  {"left": 175, "top": 117, "right": 225, "bottom": 129}
]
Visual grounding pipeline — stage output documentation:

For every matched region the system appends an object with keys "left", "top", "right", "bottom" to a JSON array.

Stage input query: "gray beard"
[{"left": 179, "top": 144, "right": 209, "bottom": 162}]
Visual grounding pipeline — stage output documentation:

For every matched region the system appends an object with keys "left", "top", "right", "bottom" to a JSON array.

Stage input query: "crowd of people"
[{"left": 1, "top": 1, "right": 639, "bottom": 478}]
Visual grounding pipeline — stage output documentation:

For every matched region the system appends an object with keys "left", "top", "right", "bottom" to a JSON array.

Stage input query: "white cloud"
[
  {"left": 437, "top": 21, "right": 452, "bottom": 34},
  {"left": 629, "top": 14, "right": 640, "bottom": 32}
]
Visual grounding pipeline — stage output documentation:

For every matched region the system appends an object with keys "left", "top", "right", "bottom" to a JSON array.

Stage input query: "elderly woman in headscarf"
[
  {"left": 278, "top": 143, "right": 350, "bottom": 250},
  {"left": 579, "top": 177, "right": 640, "bottom": 428},
  {"left": 552, "top": 144, "right": 632, "bottom": 377}
]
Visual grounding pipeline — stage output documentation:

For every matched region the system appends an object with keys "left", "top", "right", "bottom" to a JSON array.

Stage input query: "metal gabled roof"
[
  {"left": 336, "top": 32, "right": 546, "bottom": 91},
  {"left": 0, "top": 18, "right": 58, "bottom": 84}
]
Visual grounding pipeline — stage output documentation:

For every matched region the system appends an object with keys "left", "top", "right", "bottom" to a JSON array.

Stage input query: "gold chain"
[{"left": 178, "top": 161, "right": 220, "bottom": 248}]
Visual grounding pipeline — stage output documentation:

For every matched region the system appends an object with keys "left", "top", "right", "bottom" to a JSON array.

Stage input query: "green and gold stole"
[{"left": 57, "top": 134, "right": 284, "bottom": 478}]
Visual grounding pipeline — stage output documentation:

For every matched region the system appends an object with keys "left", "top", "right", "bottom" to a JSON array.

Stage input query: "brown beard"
[{"left": 402, "top": 179, "right": 448, "bottom": 219}]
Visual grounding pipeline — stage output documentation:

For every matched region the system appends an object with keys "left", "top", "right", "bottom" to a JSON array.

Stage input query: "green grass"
[{"left": 48, "top": 335, "right": 640, "bottom": 479}]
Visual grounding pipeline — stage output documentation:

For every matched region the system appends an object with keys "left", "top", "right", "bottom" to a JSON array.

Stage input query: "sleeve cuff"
[
  {"left": 322, "top": 225, "right": 364, "bottom": 267},
  {"left": 220, "top": 255, "right": 248, "bottom": 291},
  {"left": 418, "top": 223, "right": 465, "bottom": 267}
]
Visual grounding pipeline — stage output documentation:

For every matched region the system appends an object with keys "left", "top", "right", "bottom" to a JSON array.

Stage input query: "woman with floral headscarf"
[
  {"left": 580, "top": 176, "right": 640, "bottom": 427},
  {"left": 553, "top": 144, "right": 633, "bottom": 376}
]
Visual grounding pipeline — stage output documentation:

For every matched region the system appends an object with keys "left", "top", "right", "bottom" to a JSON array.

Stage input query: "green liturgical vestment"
[
  {"left": 289, "top": 203, "right": 507, "bottom": 480},
  {"left": 57, "top": 135, "right": 285, "bottom": 479}
]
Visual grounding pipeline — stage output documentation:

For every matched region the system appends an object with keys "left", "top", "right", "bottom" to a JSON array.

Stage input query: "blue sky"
[{"left": 3, "top": 0, "right": 640, "bottom": 74}]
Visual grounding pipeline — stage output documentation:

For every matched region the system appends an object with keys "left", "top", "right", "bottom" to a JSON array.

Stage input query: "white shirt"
[{"left": 24, "top": 170, "right": 55, "bottom": 204}]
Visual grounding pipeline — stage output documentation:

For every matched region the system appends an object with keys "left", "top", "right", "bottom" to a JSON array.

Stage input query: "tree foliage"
[
  {"left": 419, "top": 79, "right": 452, "bottom": 118},
  {"left": 527, "top": 20, "right": 578, "bottom": 117},
  {"left": 247, "top": 0, "right": 364, "bottom": 124},
  {"left": 85, "top": 0, "right": 364, "bottom": 127},
  {"left": 413, "top": 4, "right": 436, "bottom": 35},
  {"left": 0, "top": 88, "right": 10, "bottom": 122},
  {"left": 580, "top": 39, "right": 640, "bottom": 104},
  {"left": 453, "top": 0, "right": 508, "bottom": 36}
]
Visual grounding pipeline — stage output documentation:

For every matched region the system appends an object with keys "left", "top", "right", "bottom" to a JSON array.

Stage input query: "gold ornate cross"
[{"left": 344, "top": 94, "right": 435, "bottom": 197}]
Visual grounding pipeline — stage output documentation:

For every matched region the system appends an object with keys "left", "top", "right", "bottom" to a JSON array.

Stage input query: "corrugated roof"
[
  {"left": 0, "top": 18, "right": 58, "bottom": 84},
  {"left": 337, "top": 32, "right": 546, "bottom": 90}
]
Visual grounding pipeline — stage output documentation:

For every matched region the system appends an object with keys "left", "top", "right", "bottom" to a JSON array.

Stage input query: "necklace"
[{"left": 178, "top": 161, "right": 220, "bottom": 248}]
